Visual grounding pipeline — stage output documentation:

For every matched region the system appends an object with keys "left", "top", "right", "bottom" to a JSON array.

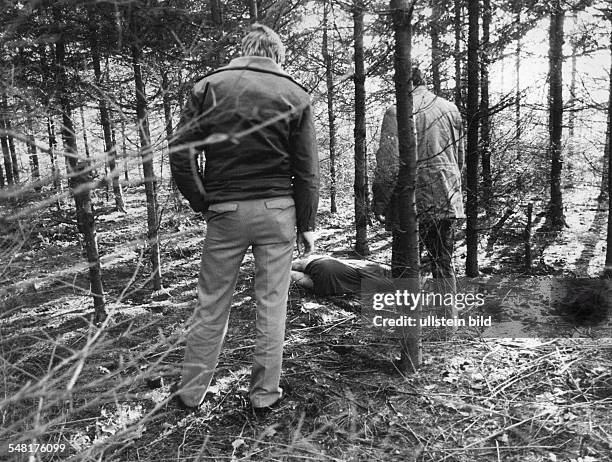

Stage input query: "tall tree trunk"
[
  {"left": 481, "top": 0, "right": 491, "bottom": 211},
  {"left": 210, "top": 0, "right": 224, "bottom": 68},
  {"left": 603, "top": 19, "right": 612, "bottom": 276},
  {"left": 546, "top": 0, "right": 566, "bottom": 229},
  {"left": 121, "top": 119, "right": 129, "bottom": 182},
  {"left": 453, "top": 0, "right": 462, "bottom": 109},
  {"left": 430, "top": 0, "right": 442, "bottom": 95},
  {"left": 3, "top": 95, "right": 19, "bottom": 183},
  {"left": 55, "top": 33, "right": 106, "bottom": 322},
  {"left": 79, "top": 106, "right": 91, "bottom": 158},
  {"left": 353, "top": 0, "right": 370, "bottom": 256},
  {"left": 0, "top": 157, "right": 4, "bottom": 188},
  {"left": 132, "top": 36, "right": 162, "bottom": 290},
  {"left": 248, "top": 0, "right": 258, "bottom": 21},
  {"left": 465, "top": 0, "right": 480, "bottom": 277},
  {"left": 47, "top": 115, "right": 61, "bottom": 191},
  {"left": 1, "top": 116, "right": 13, "bottom": 185},
  {"left": 391, "top": 0, "right": 421, "bottom": 373},
  {"left": 600, "top": 111, "right": 610, "bottom": 202},
  {"left": 323, "top": 0, "right": 337, "bottom": 213},
  {"left": 569, "top": 34, "right": 578, "bottom": 139},
  {"left": 90, "top": 16, "right": 125, "bottom": 212},
  {"left": 515, "top": 5, "right": 522, "bottom": 140},
  {"left": 161, "top": 70, "right": 183, "bottom": 211},
  {"left": 26, "top": 117, "right": 40, "bottom": 190}
]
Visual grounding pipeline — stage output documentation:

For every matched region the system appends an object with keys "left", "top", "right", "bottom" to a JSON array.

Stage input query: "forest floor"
[{"left": 1, "top": 180, "right": 611, "bottom": 462}]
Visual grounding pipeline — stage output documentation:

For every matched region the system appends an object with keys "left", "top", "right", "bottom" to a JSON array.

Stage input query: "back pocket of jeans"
[{"left": 264, "top": 197, "right": 295, "bottom": 210}]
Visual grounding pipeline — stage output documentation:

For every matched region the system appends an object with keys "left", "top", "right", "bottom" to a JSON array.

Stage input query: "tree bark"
[
  {"left": 603, "top": 19, "right": 612, "bottom": 276},
  {"left": 465, "top": 0, "right": 479, "bottom": 277},
  {"left": 161, "top": 70, "right": 183, "bottom": 211},
  {"left": 391, "top": 0, "right": 421, "bottom": 373},
  {"left": 26, "top": 117, "right": 41, "bottom": 190},
  {"left": 481, "top": 0, "right": 491, "bottom": 211},
  {"left": 121, "top": 119, "right": 129, "bottom": 182},
  {"left": 132, "top": 35, "right": 162, "bottom": 291},
  {"left": 515, "top": 5, "right": 522, "bottom": 140},
  {"left": 210, "top": 0, "right": 224, "bottom": 68},
  {"left": 1, "top": 115, "right": 13, "bottom": 185},
  {"left": 323, "top": 0, "right": 337, "bottom": 214},
  {"left": 600, "top": 110, "right": 610, "bottom": 202},
  {"left": 79, "top": 106, "right": 91, "bottom": 158},
  {"left": 453, "top": 0, "right": 462, "bottom": 109},
  {"left": 353, "top": 0, "right": 370, "bottom": 256},
  {"left": 90, "top": 15, "right": 125, "bottom": 212},
  {"left": 430, "top": 0, "right": 442, "bottom": 95},
  {"left": 3, "top": 95, "right": 19, "bottom": 183},
  {"left": 546, "top": 0, "right": 566, "bottom": 229},
  {"left": 569, "top": 33, "right": 578, "bottom": 138},
  {"left": 55, "top": 32, "right": 106, "bottom": 323},
  {"left": 47, "top": 115, "right": 62, "bottom": 192},
  {"left": 248, "top": 0, "right": 258, "bottom": 22}
]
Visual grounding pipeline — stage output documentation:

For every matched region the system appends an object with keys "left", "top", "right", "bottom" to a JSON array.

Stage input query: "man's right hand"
[{"left": 297, "top": 231, "right": 315, "bottom": 257}]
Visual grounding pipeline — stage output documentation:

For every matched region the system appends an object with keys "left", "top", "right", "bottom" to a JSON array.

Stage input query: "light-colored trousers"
[{"left": 180, "top": 196, "right": 296, "bottom": 408}]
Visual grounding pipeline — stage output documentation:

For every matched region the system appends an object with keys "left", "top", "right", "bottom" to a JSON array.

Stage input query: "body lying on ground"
[{"left": 290, "top": 255, "right": 391, "bottom": 297}]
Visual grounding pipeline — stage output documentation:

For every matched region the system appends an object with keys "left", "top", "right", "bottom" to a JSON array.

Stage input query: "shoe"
[
  {"left": 169, "top": 382, "right": 200, "bottom": 413},
  {"left": 251, "top": 397, "right": 283, "bottom": 419}
]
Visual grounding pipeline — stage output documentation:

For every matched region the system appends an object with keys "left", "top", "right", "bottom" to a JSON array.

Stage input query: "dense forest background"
[{"left": 1, "top": 0, "right": 611, "bottom": 461}]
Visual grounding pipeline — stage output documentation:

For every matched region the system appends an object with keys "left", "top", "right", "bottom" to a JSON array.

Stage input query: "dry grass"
[{"left": 1, "top": 187, "right": 611, "bottom": 462}]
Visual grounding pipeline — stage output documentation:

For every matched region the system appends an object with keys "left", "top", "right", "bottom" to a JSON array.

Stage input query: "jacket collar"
[{"left": 223, "top": 56, "right": 290, "bottom": 77}]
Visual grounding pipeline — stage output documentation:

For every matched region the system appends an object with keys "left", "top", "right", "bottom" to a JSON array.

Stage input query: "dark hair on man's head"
[
  {"left": 241, "top": 23, "right": 285, "bottom": 64},
  {"left": 411, "top": 67, "right": 425, "bottom": 87}
]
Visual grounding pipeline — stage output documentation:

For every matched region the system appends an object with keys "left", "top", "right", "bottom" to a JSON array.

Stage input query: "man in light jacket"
[
  {"left": 373, "top": 68, "right": 464, "bottom": 312},
  {"left": 170, "top": 24, "right": 319, "bottom": 413}
]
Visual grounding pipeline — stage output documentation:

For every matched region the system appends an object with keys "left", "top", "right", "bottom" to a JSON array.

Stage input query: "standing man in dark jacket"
[{"left": 169, "top": 24, "right": 319, "bottom": 412}]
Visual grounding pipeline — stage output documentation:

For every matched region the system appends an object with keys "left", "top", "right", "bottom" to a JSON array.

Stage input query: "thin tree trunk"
[
  {"left": 90, "top": 16, "right": 125, "bottom": 212},
  {"left": 210, "top": 0, "right": 224, "bottom": 68},
  {"left": 79, "top": 106, "right": 91, "bottom": 158},
  {"left": 391, "top": 0, "right": 421, "bottom": 373},
  {"left": 603, "top": 20, "right": 612, "bottom": 276},
  {"left": 323, "top": 0, "right": 337, "bottom": 213},
  {"left": 353, "top": 0, "right": 369, "bottom": 256},
  {"left": 3, "top": 95, "right": 19, "bottom": 183},
  {"left": 569, "top": 34, "right": 578, "bottom": 138},
  {"left": 600, "top": 111, "right": 610, "bottom": 202},
  {"left": 481, "top": 0, "right": 492, "bottom": 211},
  {"left": 47, "top": 115, "right": 61, "bottom": 192},
  {"left": 132, "top": 37, "right": 162, "bottom": 290},
  {"left": 515, "top": 5, "right": 522, "bottom": 140},
  {"left": 1, "top": 116, "right": 13, "bottom": 185},
  {"left": 454, "top": 0, "right": 462, "bottom": 109},
  {"left": 122, "top": 119, "right": 129, "bottom": 182},
  {"left": 55, "top": 33, "right": 106, "bottom": 322},
  {"left": 546, "top": 0, "right": 566, "bottom": 229},
  {"left": 161, "top": 70, "right": 183, "bottom": 211},
  {"left": 430, "top": 0, "right": 442, "bottom": 95},
  {"left": 465, "top": 0, "right": 480, "bottom": 277},
  {"left": 248, "top": 0, "right": 258, "bottom": 21},
  {"left": 0, "top": 158, "right": 4, "bottom": 188},
  {"left": 26, "top": 117, "right": 41, "bottom": 190}
]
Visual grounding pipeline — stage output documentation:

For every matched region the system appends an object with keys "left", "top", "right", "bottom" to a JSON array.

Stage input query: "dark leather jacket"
[{"left": 170, "top": 56, "right": 319, "bottom": 232}]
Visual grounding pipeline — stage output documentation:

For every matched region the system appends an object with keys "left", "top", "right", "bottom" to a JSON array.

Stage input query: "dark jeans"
[
  {"left": 419, "top": 218, "right": 456, "bottom": 280},
  {"left": 392, "top": 218, "right": 458, "bottom": 318}
]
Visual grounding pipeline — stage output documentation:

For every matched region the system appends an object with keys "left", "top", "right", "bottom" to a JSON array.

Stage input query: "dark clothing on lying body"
[{"left": 304, "top": 256, "right": 390, "bottom": 296}]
